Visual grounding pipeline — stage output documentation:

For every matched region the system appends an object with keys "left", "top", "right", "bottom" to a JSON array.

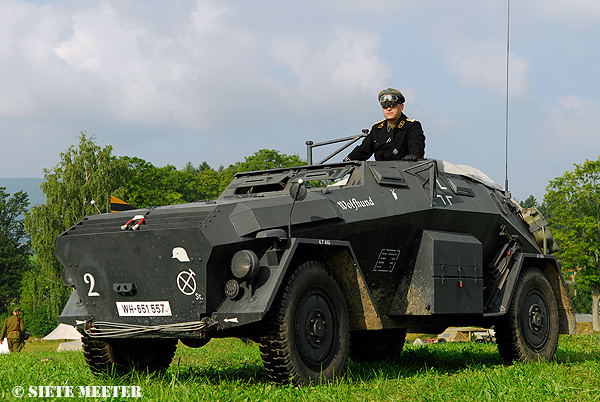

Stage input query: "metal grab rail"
[{"left": 305, "top": 129, "right": 368, "bottom": 165}]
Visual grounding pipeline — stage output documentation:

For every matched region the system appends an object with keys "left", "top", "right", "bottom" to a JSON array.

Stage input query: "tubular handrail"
[{"left": 306, "top": 130, "right": 368, "bottom": 165}]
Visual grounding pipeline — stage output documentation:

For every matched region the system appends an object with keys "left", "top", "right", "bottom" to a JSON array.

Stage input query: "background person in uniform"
[
  {"left": 0, "top": 307, "right": 25, "bottom": 352},
  {"left": 345, "top": 88, "right": 425, "bottom": 161}
]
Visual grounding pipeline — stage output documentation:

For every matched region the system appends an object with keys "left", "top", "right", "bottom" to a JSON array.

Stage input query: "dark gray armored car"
[{"left": 55, "top": 158, "right": 576, "bottom": 385}]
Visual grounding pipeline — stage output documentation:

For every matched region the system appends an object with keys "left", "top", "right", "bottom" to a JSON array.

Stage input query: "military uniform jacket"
[
  {"left": 0, "top": 315, "right": 24, "bottom": 339},
  {"left": 347, "top": 113, "right": 425, "bottom": 161}
]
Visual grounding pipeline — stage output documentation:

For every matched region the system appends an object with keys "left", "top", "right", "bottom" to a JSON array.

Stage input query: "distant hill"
[{"left": 0, "top": 178, "right": 45, "bottom": 208}]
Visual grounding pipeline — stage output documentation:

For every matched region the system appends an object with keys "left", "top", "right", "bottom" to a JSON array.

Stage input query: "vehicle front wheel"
[
  {"left": 495, "top": 267, "right": 559, "bottom": 363},
  {"left": 259, "top": 261, "right": 350, "bottom": 385},
  {"left": 82, "top": 337, "right": 177, "bottom": 375}
]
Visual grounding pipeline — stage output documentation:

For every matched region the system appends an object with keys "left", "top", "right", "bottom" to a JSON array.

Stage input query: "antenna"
[
  {"left": 90, "top": 199, "right": 102, "bottom": 214},
  {"left": 504, "top": 0, "right": 510, "bottom": 196}
]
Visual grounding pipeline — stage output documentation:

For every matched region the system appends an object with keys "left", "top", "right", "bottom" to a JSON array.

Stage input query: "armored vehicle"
[{"left": 55, "top": 157, "right": 575, "bottom": 385}]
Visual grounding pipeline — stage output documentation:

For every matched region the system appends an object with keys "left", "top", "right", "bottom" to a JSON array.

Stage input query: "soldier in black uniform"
[{"left": 345, "top": 88, "right": 425, "bottom": 161}]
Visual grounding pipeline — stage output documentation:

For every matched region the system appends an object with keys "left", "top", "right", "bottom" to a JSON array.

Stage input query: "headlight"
[
  {"left": 231, "top": 250, "right": 260, "bottom": 280},
  {"left": 62, "top": 268, "right": 74, "bottom": 287},
  {"left": 225, "top": 279, "right": 240, "bottom": 299}
]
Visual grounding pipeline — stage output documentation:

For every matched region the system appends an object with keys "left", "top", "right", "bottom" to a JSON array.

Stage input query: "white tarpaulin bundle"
[{"left": 43, "top": 323, "right": 82, "bottom": 340}]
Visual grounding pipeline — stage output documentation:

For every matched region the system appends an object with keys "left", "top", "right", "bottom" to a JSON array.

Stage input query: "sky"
[{"left": 1, "top": 0, "right": 599, "bottom": 202}]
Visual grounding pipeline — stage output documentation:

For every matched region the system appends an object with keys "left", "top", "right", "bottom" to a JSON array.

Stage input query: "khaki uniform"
[{"left": 1, "top": 314, "right": 25, "bottom": 352}]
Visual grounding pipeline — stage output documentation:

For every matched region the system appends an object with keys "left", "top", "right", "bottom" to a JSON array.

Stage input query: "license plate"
[{"left": 116, "top": 301, "right": 172, "bottom": 316}]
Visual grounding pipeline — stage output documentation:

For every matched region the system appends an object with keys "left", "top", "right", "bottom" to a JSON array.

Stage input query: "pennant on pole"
[{"left": 110, "top": 195, "right": 135, "bottom": 213}]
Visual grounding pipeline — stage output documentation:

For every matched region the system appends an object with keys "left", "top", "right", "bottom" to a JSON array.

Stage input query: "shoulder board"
[
  {"left": 406, "top": 118, "right": 416, "bottom": 122},
  {"left": 375, "top": 119, "right": 385, "bottom": 129}
]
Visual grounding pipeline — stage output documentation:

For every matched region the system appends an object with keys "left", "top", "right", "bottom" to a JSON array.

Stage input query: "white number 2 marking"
[{"left": 83, "top": 273, "right": 100, "bottom": 296}]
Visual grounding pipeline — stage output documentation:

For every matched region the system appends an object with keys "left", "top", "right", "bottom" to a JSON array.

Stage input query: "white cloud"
[
  {"left": 0, "top": 0, "right": 393, "bottom": 170},
  {"left": 0, "top": 0, "right": 72, "bottom": 117},
  {"left": 270, "top": 28, "right": 392, "bottom": 106},
  {"left": 544, "top": 95, "right": 600, "bottom": 149},
  {"left": 529, "top": 0, "right": 600, "bottom": 29},
  {"left": 0, "top": 0, "right": 598, "bottom": 199},
  {"left": 45, "top": 1, "right": 263, "bottom": 130},
  {"left": 441, "top": 36, "right": 531, "bottom": 98},
  {"left": 190, "top": 0, "right": 231, "bottom": 35}
]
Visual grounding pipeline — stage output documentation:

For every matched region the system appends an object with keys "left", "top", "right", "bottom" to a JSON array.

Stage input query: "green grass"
[{"left": 1, "top": 335, "right": 600, "bottom": 401}]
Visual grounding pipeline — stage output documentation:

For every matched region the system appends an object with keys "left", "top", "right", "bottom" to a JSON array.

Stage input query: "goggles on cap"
[{"left": 379, "top": 94, "right": 401, "bottom": 104}]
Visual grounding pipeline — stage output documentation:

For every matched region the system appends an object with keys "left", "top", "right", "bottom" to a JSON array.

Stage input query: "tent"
[
  {"left": 43, "top": 323, "right": 82, "bottom": 340},
  {"left": 436, "top": 327, "right": 495, "bottom": 343},
  {"left": 56, "top": 339, "right": 83, "bottom": 352},
  {"left": 43, "top": 323, "right": 83, "bottom": 352}
]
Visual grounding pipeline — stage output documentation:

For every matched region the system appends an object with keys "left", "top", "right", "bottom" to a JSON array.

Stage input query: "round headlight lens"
[
  {"left": 225, "top": 279, "right": 240, "bottom": 299},
  {"left": 231, "top": 250, "right": 259, "bottom": 280},
  {"left": 62, "top": 268, "right": 74, "bottom": 287}
]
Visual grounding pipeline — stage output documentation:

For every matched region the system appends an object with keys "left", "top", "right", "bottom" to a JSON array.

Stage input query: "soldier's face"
[{"left": 382, "top": 103, "right": 403, "bottom": 123}]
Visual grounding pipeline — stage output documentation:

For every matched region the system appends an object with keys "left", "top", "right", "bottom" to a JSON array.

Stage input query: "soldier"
[
  {"left": 0, "top": 307, "right": 25, "bottom": 352},
  {"left": 345, "top": 88, "right": 425, "bottom": 162}
]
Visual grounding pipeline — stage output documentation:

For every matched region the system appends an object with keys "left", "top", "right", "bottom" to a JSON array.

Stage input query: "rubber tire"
[
  {"left": 82, "top": 337, "right": 177, "bottom": 375},
  {"left": 350, "top": 329, "right": 406, "bottom": 363},
  {"left": 495, "top": 267, "right": 559, "bottom": 363},
  {"left": 259, "top": 261, "right": 350, "bottom": 385}
]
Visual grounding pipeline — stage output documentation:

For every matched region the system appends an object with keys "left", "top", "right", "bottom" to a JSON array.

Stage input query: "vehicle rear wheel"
[
  {"left": 82, "top": 336, "right": 177, "bottom": 375},
  {"left": 350, "top": 329, "right": 406, "bottom": 362},
  {"left": 259, "top": 261, "right": 350, "bottom": 385},
  {"left": 495, "top": 267, "right": 559, "bottom": 363}
]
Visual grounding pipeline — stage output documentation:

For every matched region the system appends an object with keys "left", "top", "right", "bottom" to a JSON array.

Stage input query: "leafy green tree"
[
  {"left": 119, "top": 157, "right": 203, "bottom": 207},
  {"left": 0, "top": 188, "right": 31, "bottom": 314},
  {"left": 197, "top": 168, "right": 221, "bottom": 200},
  {"left": 23, "top": 132, "right": 128, "bottom": 335},
  {"left": 519, "top": 195, "right": 538, "bottom": 209},
  {"left": 545, "top": 157, "right": 600, "bottom": 330}
]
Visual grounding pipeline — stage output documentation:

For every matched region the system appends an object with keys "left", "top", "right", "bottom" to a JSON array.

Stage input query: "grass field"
[{"left": 1, "top": 327, "right": 599, "bottom": 401}]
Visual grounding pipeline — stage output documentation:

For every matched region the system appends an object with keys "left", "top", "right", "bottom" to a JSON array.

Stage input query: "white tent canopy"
[
  {"left": 43, "top": 323, "right": 82, "bottom": 340},
  {"left": 57, "top": 339, "right": 83, "bottom": 352}
]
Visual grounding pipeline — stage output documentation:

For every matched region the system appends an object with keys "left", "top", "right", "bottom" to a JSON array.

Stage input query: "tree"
[
  {"left": 0, "top": 187, "right": 31, "bottom": 314},
  {"left": 23, "top": 132, "right": 128, "bottom": 335},
  {"left": 119, "top": 157, "right": 206, "bottom": 207},
  {"left": 544, "top": 157, "right": 600, "bottom": 331},
  {"left": 519, "top": 195, "right": 538, "bottom": 209}
]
